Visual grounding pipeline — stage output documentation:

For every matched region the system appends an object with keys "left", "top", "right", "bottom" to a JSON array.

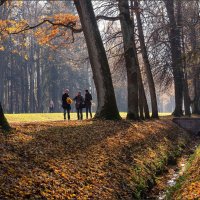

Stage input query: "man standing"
[
  {"left": 62, "top": 89, "right": 71, "bottom": 120},
  {"left": 74, "top": 92, "right": 84, "bottom": 120},
  {"left": 85, "top": 90, "right": 92, "bottom": 119}
]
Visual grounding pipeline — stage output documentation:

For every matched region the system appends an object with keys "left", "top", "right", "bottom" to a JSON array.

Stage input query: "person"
[
  {"left": 85, "top": 90, "right": 92, "bottom": 119},
  {"left": 62, "top": 89, "right": 71, "bottom": 120},
  {"left": 49, "top": 99, "right": 54, "bottom": 113},
  {"left": 73, "top": 92, "right": 84, "bottom": 120}
]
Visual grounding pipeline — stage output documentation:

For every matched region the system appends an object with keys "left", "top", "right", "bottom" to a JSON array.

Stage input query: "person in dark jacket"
[
  {"left": 62, "top": 89, "right": 71, "bottom": 120},
  {"left": 85, "top": 90, "right": 92, "bottom": 119},
  {"left": 73, "top": 92, "right": 84, "bottom": 120}
]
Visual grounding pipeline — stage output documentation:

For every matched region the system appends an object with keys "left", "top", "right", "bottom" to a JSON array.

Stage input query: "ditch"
[{"left": 146, "top": 137, "right": 200, "bottom": 200}]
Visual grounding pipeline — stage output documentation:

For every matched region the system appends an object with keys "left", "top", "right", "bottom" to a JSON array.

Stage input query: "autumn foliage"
[
  {"left": 0, "top": 12, "right": 78, "bottom": 51},
  {"left": 0, "top": 120, "right": 190, "bottom": 199}
]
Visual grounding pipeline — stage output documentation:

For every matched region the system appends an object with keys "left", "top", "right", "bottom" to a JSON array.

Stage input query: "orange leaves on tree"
[
  {"left": 53, "top": 13, "right": 78, "bottom": 26},
  {"left": 35, "top": 13, "right": 78, "bottom": 48},
  {"left": 0, "top": 13, "right": 78, "bottom": 52},
  {"left": 2, "top": 19, "right": 28, "bottom": 34},
  {"left": 0, "top": 46, "right": 5, "bottom": 51},
  {"left": 0, "top": 19, "right": 29, "bottom": 52}
]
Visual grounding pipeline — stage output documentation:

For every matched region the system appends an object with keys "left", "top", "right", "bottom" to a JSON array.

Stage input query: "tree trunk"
[
  {"left": 178, "top": 1, "right": 191, "bottom": 116},
  {"left": 138, "top": 74, "right": 144, "bottom": 119},
  {"left": 36, "top": 48, "right": 42, "bottom": 112},
  {"left": 0, "top": 102, "right": 11, "bottom": 131},
  {"left": 181, "top": 29, "right": 191, "bottom": 116},
  {"left": 142, "top": 87, "right": 150, "bottom": 119},
  {"left": 0, "top": 51, "right": 4, "bottom": 104},
  {"left": 24, "top": 64, "right": 29, "bottom": 113},
  {"left": 189, "top": 22, "right": 200, "bottom": 114},
  {"left": 183, "top": 73, "right": 191, "bottom": 116},
  {"left": 74, "top": 0, "right": 121, "bottom": 120},
  {"left": 134, "top": 0, "right": 158, "bottom": 118},
  {"left": 164, "top": 0, "right": 184, "bottom": 117},
  {"left": 193, "top": 74, "right": 200, "bottom": 114},
  {"left": 118, "top": 0, "right": 139, "bottom": 120}
]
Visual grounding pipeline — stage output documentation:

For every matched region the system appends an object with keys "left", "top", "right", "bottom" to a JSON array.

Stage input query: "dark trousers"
[
  {"left": 64, "top": 109, "right": 70, "bottom": 120},
  {"left": 77, "top": 108, "right": 83, "bottom": 120},
  {"left": 49, "top": 107, "right": 53, "bottom": 113},
  {"left": 86, "top": 104, "right": 92, "bottom": 119}
]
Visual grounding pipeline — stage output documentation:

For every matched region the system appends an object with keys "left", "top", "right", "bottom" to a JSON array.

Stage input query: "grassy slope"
[
  {"left": 0, "top": 119, "right": 190, "bottom": 199},
  {"left": 168, "top": 145, "right": 200, "bottom": 200},
  {"left": 5, "top": 112, "right": 171, "bottom": 122}
]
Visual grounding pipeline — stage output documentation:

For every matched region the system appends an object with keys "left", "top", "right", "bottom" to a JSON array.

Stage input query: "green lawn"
[{"left": 5, "top": 112, "right": 172, "bottom": 123}]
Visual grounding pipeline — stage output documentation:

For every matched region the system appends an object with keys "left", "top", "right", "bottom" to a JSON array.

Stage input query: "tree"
[
  {"left": 0, "top": 1, "right": 10, "bottom": 131},
  {"left": 0, "top": 1, "right": 92, "bottom": 114},
  {"left": 134, "top": 0, "right": 158, "bottom": 118},
  {"left": 118, "top": 0, "right": 139, "bottom": 119},
  {"left": 74, "top": 0, "right": 121, "bottom": 120},
  {"left": 182, "top": 1, "right": 200, "bottom": 115},
  {"left": 164, "top": 0, "right": 184, "bottom": 116},
  {"left": 0, "top": 102, "right": 11, "bottom": 131}
]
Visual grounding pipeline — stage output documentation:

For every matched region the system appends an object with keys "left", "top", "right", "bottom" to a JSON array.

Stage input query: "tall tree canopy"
[{"left": 0, "top": 0, "right": 200, "bottom": 128}]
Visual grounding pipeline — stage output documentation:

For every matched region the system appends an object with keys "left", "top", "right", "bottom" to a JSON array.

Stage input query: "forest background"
[{"left": 0, "top": 0, "right": 199, "bottom": 119}]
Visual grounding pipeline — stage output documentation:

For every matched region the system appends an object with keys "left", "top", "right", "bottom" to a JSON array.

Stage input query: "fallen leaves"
[{"left": 0, "top": 120, "right": 190, "bottom": 199}]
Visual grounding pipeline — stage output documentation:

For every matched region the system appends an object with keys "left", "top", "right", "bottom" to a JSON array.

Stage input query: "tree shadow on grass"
[{"left": 13, "top": 121, "right": 132, "bottom": 159}]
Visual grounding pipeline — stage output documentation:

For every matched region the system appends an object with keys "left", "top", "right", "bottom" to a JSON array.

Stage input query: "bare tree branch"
[
  {"left": 9, "top": 19, "right": 82, "bottom": 35},
  {"left": 96, "top": 15, "right": 119, "bottom": 21}
]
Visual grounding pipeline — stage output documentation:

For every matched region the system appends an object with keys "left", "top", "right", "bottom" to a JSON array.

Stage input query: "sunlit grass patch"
[
  {"left": 159, "top": 112, "right": 172, "bottom": 116},
  {"left": 5, "top": 113, "right": 91, "bottom": 122},
  {"left": 5, "top": 112, "right": 172, "bottom": 123}
]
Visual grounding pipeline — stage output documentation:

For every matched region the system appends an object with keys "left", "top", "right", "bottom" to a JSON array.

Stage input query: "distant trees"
[
  {"left": 0, "top": 0, "right": 200, "bottom": 123},
  {"left": 0, "top": 1, "right": 91, "bottom": 114}
]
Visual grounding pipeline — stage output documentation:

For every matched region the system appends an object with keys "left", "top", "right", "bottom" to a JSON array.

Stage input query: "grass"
[{"left": 5, "top": 112, "right": 172, "bottom": 123}]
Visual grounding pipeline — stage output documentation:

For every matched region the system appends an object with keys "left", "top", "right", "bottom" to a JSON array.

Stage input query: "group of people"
[{"left": 62, "top": 89, "right": 93, "bottom": 120}]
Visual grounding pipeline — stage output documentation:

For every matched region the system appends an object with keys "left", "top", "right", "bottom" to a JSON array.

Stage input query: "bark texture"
[
  {"left": 0, "top": 102, "right": 11, "bottom": 131},
  {"left": 164, "top": 0, "right": 184, "bottom": 117},
  {"left": 74, "top": 0, "right": 121, "bottom": 120},
  {"left": 134, "top": 0, "right": 158, "bottom": 118},
  {"left": 118, "top": 0, "right": 139, "bottom": 120}
]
